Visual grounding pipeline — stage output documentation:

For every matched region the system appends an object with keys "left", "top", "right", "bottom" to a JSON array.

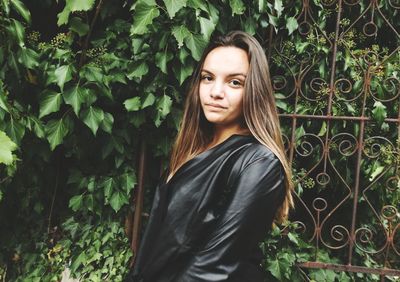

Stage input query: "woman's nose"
[{"left": 210, "top": 81, "right": 224, "bottom": 98}]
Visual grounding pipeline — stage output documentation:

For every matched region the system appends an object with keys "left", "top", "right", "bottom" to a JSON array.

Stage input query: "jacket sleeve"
[{"left": 173, "top": 156, "right": 286, "bottom": 282}]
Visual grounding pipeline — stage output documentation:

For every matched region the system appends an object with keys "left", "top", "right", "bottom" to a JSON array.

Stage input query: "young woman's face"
[{"left": 199, "top": 46, "right": 249, "bottom": 131}]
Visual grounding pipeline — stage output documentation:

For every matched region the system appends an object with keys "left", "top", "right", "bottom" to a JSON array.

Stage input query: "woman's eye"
[
  {"left": 201, "top": 75, "right": 213, "bottom": 82},
  {"left": 230, "top": 80, "right": 242, "bottom": 87}
]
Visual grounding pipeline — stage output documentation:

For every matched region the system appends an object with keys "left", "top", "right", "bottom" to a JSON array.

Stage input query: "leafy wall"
[{"left": 0, "top": 0, "right": 399, "bottom": 281}]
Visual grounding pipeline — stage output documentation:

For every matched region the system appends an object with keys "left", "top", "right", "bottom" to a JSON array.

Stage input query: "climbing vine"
[{"left": 0, "top": 0, "right": 399, "bottom": 281}]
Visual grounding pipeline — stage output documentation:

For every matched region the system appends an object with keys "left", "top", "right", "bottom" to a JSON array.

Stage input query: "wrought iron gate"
[{"left": 267, "top": 0, "right": 399, "bottom": 279}]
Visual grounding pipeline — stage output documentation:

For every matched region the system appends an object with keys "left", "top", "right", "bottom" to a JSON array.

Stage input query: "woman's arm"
[{"left": 174, "top": 156, "right": 286, "bottom": 282}]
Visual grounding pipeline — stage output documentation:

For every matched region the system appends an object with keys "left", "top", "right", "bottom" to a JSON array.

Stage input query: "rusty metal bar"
[
  {"left": 297, "top": 262, "right": 400, "bottom": 276},
  {"left": 279, "top": 113, "right": 400, "bottom": 123},
  {"left": 288, "top": 67, "right": 303, "bottom": 164},
  {"left": 327, "top": 0, "right": 342, "bottom": 116},
  {"left": 130, "top": 138, "right": 147, "bottom": 263},
  {"left": 267, "top": 25, "right": 274, "bottom": 60},
  {"left": 348, "top": 66, "right": 372, "bottom": 263},
  {"left": 315, "top": 0, "right": 342, "bottom": 262}
]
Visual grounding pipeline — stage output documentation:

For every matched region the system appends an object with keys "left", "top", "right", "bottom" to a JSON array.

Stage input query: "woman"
[{"left": 125, "top": 31, "right": 293, "bottom": 282}]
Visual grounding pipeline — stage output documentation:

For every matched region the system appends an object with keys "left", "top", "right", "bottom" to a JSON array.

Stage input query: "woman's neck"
[{"left": 206, "top": 125, "right": 250, "bottom": 150}]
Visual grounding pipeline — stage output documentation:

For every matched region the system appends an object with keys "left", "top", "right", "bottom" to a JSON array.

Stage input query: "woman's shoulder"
[
  {"left": 241, "top": 139, "right": 277, "bottom": 160},
  {"left": 233, "top": 138, "right": 280, "bottom": 172}
]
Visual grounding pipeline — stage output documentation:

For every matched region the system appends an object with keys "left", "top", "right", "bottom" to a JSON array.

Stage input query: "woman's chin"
[{"left": 204, "top": 116, "right": 225, "bottom": 124}]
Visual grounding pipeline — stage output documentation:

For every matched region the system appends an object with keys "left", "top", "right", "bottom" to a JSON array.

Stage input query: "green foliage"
[
  {"left": 0, "top": 0, "right": 399, "bottom": 281},
  {"left": 130, "top": 1, "right": 160, "bottom": 35},
  {"left": 262, "top": 223, "right": 355, "bottom": 282},
  {"left": 0, "top": 130, "right": 17, "bottom": 166},
  {"left": 14, "top": 218, "right": 132, "bottom": 282}
]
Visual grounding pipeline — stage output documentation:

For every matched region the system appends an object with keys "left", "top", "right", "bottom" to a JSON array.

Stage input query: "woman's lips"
[{"left": 206, "top": 103, "right": 227, "bottom": 109}]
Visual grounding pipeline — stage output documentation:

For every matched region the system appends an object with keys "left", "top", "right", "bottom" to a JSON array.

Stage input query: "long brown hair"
[{"left": 169, "top": 30, "right": 293, "bottom": 223}]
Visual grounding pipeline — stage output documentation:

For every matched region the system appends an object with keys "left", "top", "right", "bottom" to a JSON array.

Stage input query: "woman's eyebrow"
[{"left": 201, "top": 69, "right": 247, "bottom": 78}]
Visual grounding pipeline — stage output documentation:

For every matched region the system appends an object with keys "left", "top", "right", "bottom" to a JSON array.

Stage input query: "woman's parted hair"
[{"left": 169, "top": 30, "right": 294, "bottom": 223}]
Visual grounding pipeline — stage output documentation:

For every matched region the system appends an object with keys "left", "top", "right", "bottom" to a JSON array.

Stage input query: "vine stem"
[
  {"left": 2, "top": 265, "right": 6, "bottom": 282},
  {"left": 78, "top": 0, "right": 105, "bottom": 68},
  {"left": 47, "top": 152, "right": 60, "bottom": 234},
  {"left": 0, "top": 176, "right": 11, "bottom": 185}
]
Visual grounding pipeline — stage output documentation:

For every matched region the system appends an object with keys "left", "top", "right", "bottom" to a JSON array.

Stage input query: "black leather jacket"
[{"left": 125, "top": 134, "right": 286, "bottom": 282}]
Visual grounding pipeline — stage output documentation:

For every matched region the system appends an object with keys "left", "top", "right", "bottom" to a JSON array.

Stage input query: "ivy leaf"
[
  {"left": 229, "top": 0, "right": 245, "bottom": 15},
  {"left": 57, "top": 0, "right": 95, "bottom": 26},
  {"left": 6, "top": 119, "right": 25, "bottom": 145},
  {"left": 287, "top": 232, "right": 299, "bottom": 245},
  {"left": 184, "top": 32, "right": 207, "bottom": 61},
  {"left": 124, "top": 97, "right": 141, "bottom": 112},
  {"left": 155, "top": 50, "right": 173, "bottom": 74},
  {"left": 70, "top": 251, "right": 87, "bottom": 273},
  {"left": 317, "top": 121, "right": 327, "bottom": 136},
  {"left": 267, "top": 259, "right": 284, "bottom": 281},
  {"left": 109, "top": 191, "right": 129, "bottom": 212},
  {"left": 130, "top": 1, "right": 160, "bottom": 35},
  {"left": 127, "top": 61, "right": 148, "bottom": 80},
  {"left": 57, "top": 8, "right": 70, "bottom": 26},
  {"left": 69, "top": 194, "right": 83, "bottom": 211},
  {"left": 45, "top": 118, "right": 71, "bottom": 150},
  {"left": 63, "top": 85, "right": 86, "bottom": 116},
  {"left": 80, "top": 65, "right": 103, "bottom": 83},
  {"left": 7, "top": 19, "right": 25, "bottom": 47},
  {"left": 10, "top": 0, "right": 31, "bottom": 23},
  {"left": 66, "top": 0, "right": 95, "bottom": 11},
  {"left": 26, "top": 116, "right": 45, "bottom": 139},
  {"left": 131, "top": 38, "right": 145, "bottom": 54},
  {"left": 372, "top": 101, "right": 387, "bottom": 125},
  {"left": 258, "top": 0, "right": 266, "bottom": 12},
  {"left": 187, "top": 0, "right": 208, "bottom": 12},
  {"left": 17, "top": 47, "right": 39, "bottom": 69},
  {"left": 0, "top": 130, "right": 17, "bottom": 165},
  {"left": 172, "top": 25, "right": 191, "bottom": 48},
  {"left": 208, "top": 3, "right": 219, "bottom": 24},
  {"left": 199, "top": 17, "right": 216, "bottom": 40},
  {"left": 142, "top": 93, "right": 156, "bottom": 109},
  {"left": 154, "top": 95, "right": 173, "bottom": 127},
  {"left": 102, "top": 177, "right": 116, "bottom": 200},
  {"left": 243, "top": 16, "right": 256, "bottom": 36},
  {"left": 269, "top": 15, "right": 279, "bottom": 29},
  {"left": 84, "top": 89, "right": 97, "bottom": 106},
  {"left": 295, "top": 125, "right": 305, "bottom": 140},
  {"left": 295, "top": 42, "right": 309, "bottom": 53},
  {"left": 69, "top": 17, "right": 89, "bottom": 36},
  {"left": 8, "top": 52, "right": 21, "bottom": 80},
  {"left": 86, "top": 194, "right": 94, "bottom": 211},
  {"left": 310, "top": 269, "right": 337, "bottom": 282},
  {"left": 81, "top": 106, "right": 104, "bottom": 136},
  {"left": 163, "top": 0, "right": 187, "bottom": 19},
  {"left": 100, "top": 112, "right": 114, "bottom": 134},
  {"left": 319, "top": 60, "right": 327, "bottom": 78},
  {"left": 173, "top": 63, "right": 194, "bottom": 85},
  {"left": 2, "top": 0, "right": 10, "bottom": 14},
  {"left": 286, "top": 17, "right": 298, "bottom": 35},
  {"left": 270, "top": 254, "right": 294, "bottom": 280},
  {"left": 275, "top": 100, "right": 287, "bottom": 111},
  {"left": 55, "top": 65, "right": 73, "bottom": 91},
  {"left": 274, "top": 0, "right": 284, "bottom": 17},
  {"left": 177, "top": 47, "right": 189, "bottom": 64},
  {"left": 157, "top": 94, "right": 173, "bottom": 118},
  {"left": 0, "top": 93, "right": 9, "bottom": 113},
  {"left": 39, "top": 91, "right": 62, "bottom": 118},
  {"left": 119, "top": 173, "right": 137, "bottom": 193},
  {"left": 369, "top": 165, "right": 384, "bottom": 181}
]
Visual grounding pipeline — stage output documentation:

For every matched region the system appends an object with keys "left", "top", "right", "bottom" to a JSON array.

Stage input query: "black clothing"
[{"left": 125, "top": 134, "right": 286, "bottom": 282}]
